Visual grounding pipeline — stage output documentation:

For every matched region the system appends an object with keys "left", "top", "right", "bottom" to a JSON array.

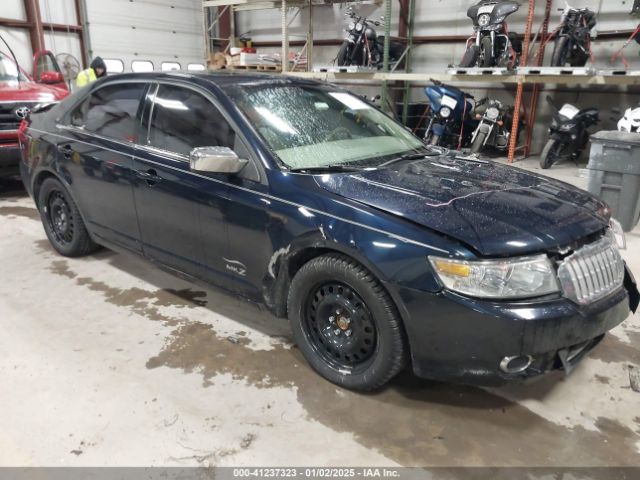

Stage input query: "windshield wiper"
[
  {"left": 376, "top": 151, "right": 435, "bottom": 169},
  {"left": 288, "top": 164, "right": 371, "bottom": 173}
]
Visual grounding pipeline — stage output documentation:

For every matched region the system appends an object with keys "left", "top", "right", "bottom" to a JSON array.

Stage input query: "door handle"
[
  {"left": 57, "top": 144, "right": 73, "bottom": 158},
  {"left": 136, "top": 168, "right": 163, "bottom": 186}
]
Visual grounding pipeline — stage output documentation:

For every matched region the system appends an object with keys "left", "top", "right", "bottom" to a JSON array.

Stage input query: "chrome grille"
[
  {"left": 557, "top": 235, "right": 625, "bottom": 305},
  {"left": 0, "top": 102, "right": 35, "bottom": 131}
]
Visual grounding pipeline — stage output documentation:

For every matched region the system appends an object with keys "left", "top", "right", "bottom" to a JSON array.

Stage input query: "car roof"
[{"left": 100, "top": 70, "right": 323, "bottom": 93}]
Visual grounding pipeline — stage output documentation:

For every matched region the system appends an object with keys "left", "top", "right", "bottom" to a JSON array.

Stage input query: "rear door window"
[
  {"left": 69, "top": 83, "right": 148, "bottom": 143},
  {"left": 144, "top": 84, "right": 236, "bottom": 157}
]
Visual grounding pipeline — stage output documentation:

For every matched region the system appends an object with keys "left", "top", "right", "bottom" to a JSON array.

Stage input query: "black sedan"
[{"left": 20, "top": 72, "right": 639, "bottom": 390}]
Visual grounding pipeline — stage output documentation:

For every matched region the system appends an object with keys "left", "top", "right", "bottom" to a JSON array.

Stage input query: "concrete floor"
[{"left": 0, "top": 159, "right": 639, "bottom": 468}]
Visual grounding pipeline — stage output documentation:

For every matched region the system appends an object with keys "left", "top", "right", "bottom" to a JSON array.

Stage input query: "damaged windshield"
[{"left": 227, "top": 84, "right": 425, "bottom": 170}]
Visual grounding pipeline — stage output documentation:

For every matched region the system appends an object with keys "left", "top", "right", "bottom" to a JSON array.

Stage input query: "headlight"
[
  {"left": 348, "top": 22, "right": 356, "bottom": 31},
  {"left": 429, "top": 255, "right": 560, "bottom": 299},
  {"left": 486, "top": 107, "right": 500, "bottom": 120},
  {"left": 478, "top": 14, "right": 491, "bottom": 27},
  {"left": 440, "top": 107, "right": 452, "bottom": 118},
  {"left": 559, "top": 123, "right": 576, "bottom": 131},
  {"left": 609, "top": 218, "right": 626, "bottom": 250},
  {"left": 355, "top": 22, "right": 363, "bottom": 32}
]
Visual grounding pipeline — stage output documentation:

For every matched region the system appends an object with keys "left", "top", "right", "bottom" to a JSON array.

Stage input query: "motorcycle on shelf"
[
  {"left": 617, "top": 104, "right": 640, "bottom": 133},
  {"left": 540, "top": 96, "right": 599, "bottom": 169},
  {"left": 550, "top": 3, "right": 597, "bottom": 67},
  {"left": 460, "top": 0, "right": 522, "bottom": 68},
  {"left": 469, "top": 99, "right": 521, "bottom": 154},
  {"left": 423, "top": 80, "right": 477, "bottom": 149},
  {"left": 337, "top": 6, "right": 404, "bottom": 69}
]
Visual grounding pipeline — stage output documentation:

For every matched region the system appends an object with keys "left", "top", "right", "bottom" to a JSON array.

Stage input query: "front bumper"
[
  {"left": 393, "top": 265, "right": 637, "bottom": 386},
  {"left": 0, "top": 143, "right": 21, "bottom": 177}
]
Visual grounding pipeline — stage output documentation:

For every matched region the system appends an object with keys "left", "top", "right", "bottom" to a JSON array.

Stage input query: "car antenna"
[{"left": 0, "top": 32, "right": 22, "bottom": 87}]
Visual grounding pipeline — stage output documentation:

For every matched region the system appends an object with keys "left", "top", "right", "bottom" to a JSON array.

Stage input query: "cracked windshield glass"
[{"left": 229, "top": 85, "right": 425, "bottom": 169}]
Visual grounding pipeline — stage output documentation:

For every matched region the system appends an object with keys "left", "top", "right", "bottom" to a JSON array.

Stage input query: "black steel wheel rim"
[
  {"left": 47, "top": 190, "right": 74, "bottom": 245},
  {"left": 304, "top": 282, "right": 377, "bottom": 372}
]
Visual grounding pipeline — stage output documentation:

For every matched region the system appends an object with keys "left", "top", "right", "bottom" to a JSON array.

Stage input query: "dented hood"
[{"left": 315, "top": 156, "right": 609, "bottom": 256}]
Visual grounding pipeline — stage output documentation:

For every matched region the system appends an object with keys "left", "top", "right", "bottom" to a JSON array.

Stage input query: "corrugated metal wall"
[
  {"left": 0, "top": 0, "right": 205, "bottom": 76},
  {"left": 86, "top": 0, "right": 205, "bottom": 72}
]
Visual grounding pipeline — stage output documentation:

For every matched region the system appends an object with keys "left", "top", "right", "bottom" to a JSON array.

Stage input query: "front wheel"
[
  {"left": 471, "top": 130, "right": 488, "bottom": 154},
  {"left": 540, "top": 138, "right": 565, "bottom": 169},
  {"left": 551, "top": 36, "right": 569, "bottom": 67},
  {"left": 480, "top": 36, "right": 494, "bottom": 68},
  {"left": 287, "top": 254, "right": 407, "bottom": 391},
  {"left": 337, "top": 41, "right": 350, "bottom": 66}
]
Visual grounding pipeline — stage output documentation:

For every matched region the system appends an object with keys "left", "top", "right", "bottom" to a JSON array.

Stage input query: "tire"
[
  {"left": 38, "top": 177, "right": 99, "bottom": 257},
  {"left": 459, "top": 45, "right": 479, "bottom": 68},
  {"left": 551, "top": 36, "right": 569, "bottom": 67},
  {"left": 540, "top": 138, "right": 564, "bottom": 169},
  {"left": 337, "top": 41, "right": 350, "bottom": 66},
  {"left": 471, "top": 130, "right": 487, "bottom": 154},
  {"left": 480, "top": 36, "right": 494, "bottom": 68},
  {"left": 287, "top": 254, "right": 407, "bottom": 391}
]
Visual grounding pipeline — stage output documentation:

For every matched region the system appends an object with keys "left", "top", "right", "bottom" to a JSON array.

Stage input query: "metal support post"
[
  {"left": 282, "top": 0, "right": 289, "bottom": 72},
  {"left": 380, "top": 0, "right": 392, "bottom": 112},
  {"left": 508, "top": 0, "right": 535, "bottom": 163}
]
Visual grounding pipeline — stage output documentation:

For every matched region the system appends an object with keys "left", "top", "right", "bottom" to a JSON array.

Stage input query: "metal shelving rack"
[
  {"left": 203, "top": 0, "right": 383, "bottom": 72},
  {"left": 204, "top": 0, "right": 640, "bottom": 163}
]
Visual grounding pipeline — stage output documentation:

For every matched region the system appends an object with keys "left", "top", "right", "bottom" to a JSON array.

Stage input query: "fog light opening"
[{"left": 500, "top": 355, "right": 533, "bottom": 374}]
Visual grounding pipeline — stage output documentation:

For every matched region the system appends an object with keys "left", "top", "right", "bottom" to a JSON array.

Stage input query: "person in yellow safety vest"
[{"left": 76, "top": 57, "right": 107, "bottom": 88}]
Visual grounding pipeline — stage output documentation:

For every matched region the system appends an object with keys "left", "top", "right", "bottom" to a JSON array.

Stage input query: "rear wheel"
[
  {"left": 540, "top": 138, "right": 565, "bottom": 169},
  {"left": 551, "top": 36, "right": 569, "bottom": 67},
  {"left": 460, "top": 45, "right": 480, "bottom": 68},
  {"left": 38, "top": 177, "right": 99, "bottom": 257},
  {"left": 287, "top": 254, "right": 407, "bottom": 391}
]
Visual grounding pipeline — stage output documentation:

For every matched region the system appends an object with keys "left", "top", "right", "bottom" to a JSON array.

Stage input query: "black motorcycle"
[
  {"left": 337, "top": 7, "right": 403, "bottom": 69},
  {"left": 460, "top": 0, "right": 522, "bottom": 68},
  {"left": 540, "top": 96, "right": 599, "bottom": 169},
  {"left": 551, "top": 4, "right": 597, "bottom": 67},
  {"left": 470, "top": 99, "right": 520, "bottom": 154}
]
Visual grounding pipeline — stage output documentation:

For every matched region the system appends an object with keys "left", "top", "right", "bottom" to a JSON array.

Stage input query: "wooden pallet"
[
  {"left": 222, "top": 64, "right": 282, "bottom": 72},
  {"left": 446, "top": 67, "right": 513, "bottom": 76},
  {"left": 518, "top": 66, "right": 595, "bottom": 76},
  {"left": 314, "top": 65, "right": 377, "bottom": 73},
  {"left": 597, "top": 69, "right": 640, "bottom": 77}
]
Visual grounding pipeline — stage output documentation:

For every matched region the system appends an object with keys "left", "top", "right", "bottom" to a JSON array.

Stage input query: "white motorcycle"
[{"left": 617, "top": 106, "right": 640, "bottom": 133}]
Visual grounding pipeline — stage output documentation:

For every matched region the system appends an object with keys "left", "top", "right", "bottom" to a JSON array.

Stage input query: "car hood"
[
  {"left": 0, "top": 80, "right": 67, "bottom": 103},
  {"left": 314, "top": 156, "right": 609, "bottom": 256}
]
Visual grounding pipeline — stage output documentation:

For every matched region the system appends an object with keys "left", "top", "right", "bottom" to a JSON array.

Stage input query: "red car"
[{"left": 1, "top": 50, "right": 68, "bottom": 177}]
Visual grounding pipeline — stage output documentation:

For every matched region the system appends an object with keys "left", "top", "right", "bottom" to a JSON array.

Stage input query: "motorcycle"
[
  {"left": 337, "top": 6, "right": 404, "bottom": 69},
  {"left": 469, "top": 99, "right": 520, "bottom": 154},
  {"left": 617, "top": 104, "right": 640, "bottom": 133},
  {"left": 460, "top": 0, "right": 522, "bottom": 68},
  {"left": 423, "top": 80, "right": 477, "bottom": 149},
  {"left": 540, "top": 96, "right": 599, "bottom": 169},
  {"left": 550, "top": 3, "right": 597, "bottom": 67}
]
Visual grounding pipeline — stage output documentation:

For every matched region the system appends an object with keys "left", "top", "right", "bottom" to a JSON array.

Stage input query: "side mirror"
[
  {"left": 189, "top": 146, "right": 248, "bottom": 174},
  {"left": 39, "top": 71, "right": 64, "bottom": 84}
]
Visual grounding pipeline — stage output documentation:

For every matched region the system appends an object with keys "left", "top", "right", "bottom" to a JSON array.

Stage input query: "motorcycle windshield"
[{"left": 492, "top": 1, "right": 520, "bottom": 22}]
